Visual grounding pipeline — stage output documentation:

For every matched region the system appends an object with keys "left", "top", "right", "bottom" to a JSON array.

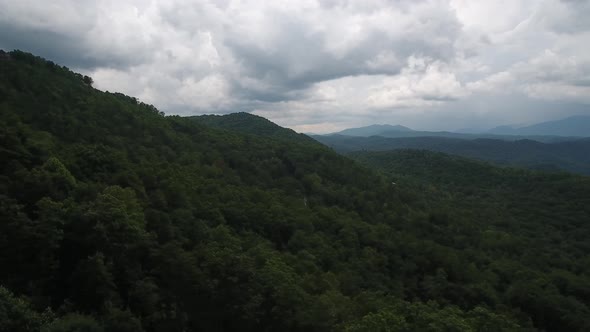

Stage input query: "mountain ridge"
[
  {"left": 487, "top": 115, "right": 590, "bottom": 137},
  {"left": 190, "top": 112, "right": 318, "bottom": 144},
  {"left": 328, "top": 115, "right": 590, "bottom": 140}
]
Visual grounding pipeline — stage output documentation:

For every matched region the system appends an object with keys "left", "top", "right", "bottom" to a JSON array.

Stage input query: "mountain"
[
  {"left": 314, "top": 134, "right": 590, "bottom": 175},
  {"left": 488, "top": 115, "right": 590, "bottom": 137},
  {"left": 334, "top": 124, "right": 414, "bottom": 136},
  {"left": 329, "top": 126, "right": 574, "bottom": 143},
  {"left": 329, "top": 115, "right": 590, "bottom": 142},
  {"left": 0, "top": 50, "right": 401, "bottom": 331},
  {"left": 2, "top": 50, "right": 590, "bottom": 331},
  {"left": 191, "top": 112, "right": 317, "bottom": 144}
]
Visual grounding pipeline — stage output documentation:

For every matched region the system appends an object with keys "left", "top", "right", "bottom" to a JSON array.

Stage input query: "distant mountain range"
[
  {"left": 330, "top": 115, "right": 590, "bottom": 139},
  {"left": 313, "top": 135, "right": 590, "bottom": 175},
  {"left": 316, "top": 115, "right": 590, "bottom": 175},
  {"left": 328, "top": 126, "right": 574, "bottom": 143},
  {"left": 487, "top": 115, "right": 590, "bottom": 137}
]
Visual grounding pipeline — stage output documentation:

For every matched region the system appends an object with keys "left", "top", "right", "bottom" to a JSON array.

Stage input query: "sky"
[{"left": 1, "top": 0, "right": 589, "bottom": 133}]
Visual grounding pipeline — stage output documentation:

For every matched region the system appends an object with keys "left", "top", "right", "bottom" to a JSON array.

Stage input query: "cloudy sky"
[{"left": 1, "top": 0, "right": 589, "bottom": 133}]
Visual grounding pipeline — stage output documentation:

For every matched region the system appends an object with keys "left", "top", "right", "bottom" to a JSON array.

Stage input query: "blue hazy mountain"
[
  {"left": 329, "top": 126, "right": 573, "bottom": 143},
  {"left": 329, "top": 115, "right": 590, "bottom": 141},
  {"left": 488, "top": 115, "right": 590, "bottom": 137}
]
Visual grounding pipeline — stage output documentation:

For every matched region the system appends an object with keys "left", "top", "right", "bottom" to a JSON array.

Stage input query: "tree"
[
  {"left": 83, "top": 75, "right": 93, "bottom": 87},
  {"left": 42, "top": 314, "right": 102, "bottom": 332},
  {"left": 0, "top": 286, "right": 51, "bottom": 332}
]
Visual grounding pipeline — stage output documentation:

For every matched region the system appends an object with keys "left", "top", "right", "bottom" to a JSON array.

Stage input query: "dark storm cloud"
[
  {"left": 219, "top": 1, "right": 461, "bottom": 103},
  {"left": 0, "top": 23, "right": 146, "bottom": 70},
  {"left": 0, "top": 1, "right": 156, "bottom": 70}
]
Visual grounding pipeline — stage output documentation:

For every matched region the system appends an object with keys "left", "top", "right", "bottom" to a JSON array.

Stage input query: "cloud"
[
  {"left": 467, "top": 49, "right": 590, "bottom": 103},
  {"left": 0, "top": 0, "right": 161, "bottom": 69},
  {"left": 0, "top": 0, "right": 589, "bottom": 132}
]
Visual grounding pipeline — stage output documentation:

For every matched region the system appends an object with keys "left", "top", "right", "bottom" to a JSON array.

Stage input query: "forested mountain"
[
  {"left": 487, "top": 115, "right": 590, "bottom": 137},
  {"left": 190, "top": 112, "right": 317, "bottom": 144},
  {"left": 314, "top": 135, "right": 590, "bottom": 175},
  {"left": 1, "top": 50, "right": 590, "bottom": 331}
]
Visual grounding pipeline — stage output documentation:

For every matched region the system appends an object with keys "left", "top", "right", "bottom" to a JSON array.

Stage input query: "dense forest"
[
  {"left": 190, "top": 113, "right": 318, "bottom": 144},
  {"left": 314, "top": 134, "right": 590, "bottom": 175},
  {"left": 1, "top": 50, "right": 590, "bottom": 331}
]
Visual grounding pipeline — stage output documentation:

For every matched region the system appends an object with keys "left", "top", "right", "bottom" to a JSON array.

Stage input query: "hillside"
[
  {"left": 191, "top": 112, "right": 317, "bottom": 144},
  {"left": 1, "top": 51, "right": 590, "bottom": 331},
  {"left": 314, "top": 135, "right": 590, "bottom": 175},
  {"left": 348, "top": 149, "right": 590, "bottom": 331}
]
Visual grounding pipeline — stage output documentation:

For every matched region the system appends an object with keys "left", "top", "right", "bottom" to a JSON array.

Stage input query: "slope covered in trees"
[
  {"left": 191, "top": 112, "right": 317, "bottom": 144},
  {"left": 1, "top": 51, "right": 589, "bottom": 331},
  {"left": 348, "top": 149, "right": 590, "bottom": 330}
]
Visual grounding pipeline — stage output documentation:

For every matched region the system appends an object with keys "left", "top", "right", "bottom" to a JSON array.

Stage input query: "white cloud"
[
  {"left": 0, "top": 0, "right": 589, "bottom": 132},
  {"left": 366, "top": 58, "right": 467, "bottom": 108},
  {"left": 466, "top": 48, "right": 590, "bottom": 104}
]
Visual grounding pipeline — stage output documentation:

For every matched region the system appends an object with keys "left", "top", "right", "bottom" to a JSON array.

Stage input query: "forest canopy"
[{"left": 1, "top": 50, "right": 589, "bottom": 331}]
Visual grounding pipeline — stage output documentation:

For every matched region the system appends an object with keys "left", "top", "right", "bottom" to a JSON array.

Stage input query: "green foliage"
[
  {"left": 346, "top": 301, "right": 524, "bottom": 332},
  {"left": 42, "top": 314, "right": 103, "bottom": 332},
  {"left": 191, "top": 112, "right": 318, "bottom": 144},
  {"left": 350, "top": 149, "right": 590, "bottom": 331},
  {"left": 0, "top": 286, "right": 52, "bottom": 332},
  {"left": 1, "top": 51, "right": 588, "bottom": 331},
  {"left": 102, "top": 308, "right": 144, "bottom": 332}
]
